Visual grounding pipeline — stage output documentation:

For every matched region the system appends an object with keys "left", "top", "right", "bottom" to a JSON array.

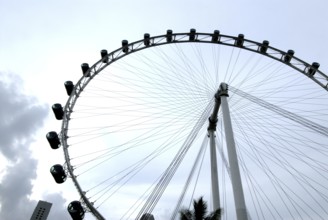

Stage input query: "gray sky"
[{"left": 1, "top": 0, "right": 328, "bottom": 219}]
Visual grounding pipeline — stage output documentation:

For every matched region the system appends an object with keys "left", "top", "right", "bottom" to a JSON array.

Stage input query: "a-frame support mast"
[{"left": 208, "top": 83, "right": 248, "bottom": 220}]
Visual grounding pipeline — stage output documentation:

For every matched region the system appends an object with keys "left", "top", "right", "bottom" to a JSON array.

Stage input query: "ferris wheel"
[{"left": 47, "top": 29, "right": 328, "bottom": 220}]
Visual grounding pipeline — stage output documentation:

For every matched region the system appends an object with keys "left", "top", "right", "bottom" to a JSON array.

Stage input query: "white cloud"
[{"left": 0, "top": 73, "right": 69, "bottom": 220}]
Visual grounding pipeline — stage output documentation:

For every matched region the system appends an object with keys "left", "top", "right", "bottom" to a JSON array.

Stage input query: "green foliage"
[{"left": 179, "top": 197, "right": 221, "bottom": 220}]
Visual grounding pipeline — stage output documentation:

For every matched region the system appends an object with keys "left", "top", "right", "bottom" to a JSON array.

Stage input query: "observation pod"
[
  {"left": 307, "top": 62, "right": 320, "bottom": 76},
  {"left": 68, "top": 201, "right": 85, "bottom": 220},
  {"left": 100, "top": 49, "right": 108, "bottom": 63},
  {"left": 122, "top": 40, "right": 129, "bottom": 53},
  {"left": 64, "top": 81, "right": 74, "bottom": 96},
  {"left": 140, "top": 213, "right": 155, "bottom": 220},
  {"left": 284, "top": 50, "right": 294, "bottom": 63},
  {"left": 235, "top": 34, "right": 244, "bottom": 47},
  {"left": 46, "top": 131, "right": 60, "bottom": 149},
  {"left": 211, "top": 30, "right": 220, "bottom": 42},
  {"left": 166, "top": 29, "right": 173, "bottom": 42},
  {"left": 189, "top": 28, "right": 196, "bottom": 41},
  {"left": 81, "top": 63, "right": 90, "bottom": 77},
  {"left": 50, "top": 164, "right": 67, "bottom": 184},
  {"left": 144, "top": 33, "right": 151, "bottom": 46},
  {"left": 52, "top": 103, "right": 64, "bottom": 120},
  {"left": 260, "top": 40, "right": 269, "bottom": 53}
]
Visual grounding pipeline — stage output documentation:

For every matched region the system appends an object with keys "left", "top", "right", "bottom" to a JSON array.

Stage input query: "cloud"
[
  {"left": 0, "top": 73, "right": 68, "bottom": 219},
  {"left": 0, "top": 74, "right": 46, "bottom": 159},
  {"left": 0, "top": 157, "right": 37, "bottom": 219}
]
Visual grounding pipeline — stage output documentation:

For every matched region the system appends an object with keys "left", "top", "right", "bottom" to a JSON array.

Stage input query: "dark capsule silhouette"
[
  {"left": 50, "top": 164, "right": 67, "bottom": 184},
  {"left": 166, "top": 29, "right": 173, "bottom": 42},
  {"left": 64, "top": 81, "right": 74, "bottom": 96},
  {"left": 211, "top": 30, "right": 220, "bottom": 42},
  {"left": 52, "top": 103, "right": 64, "bottom": 120},
  {"left": 46, "top": 131, "right": 60, "bottom": 149},
  {"left": 260, "top": 40, "right": 269, "bottom": 53},
  {"left": 307, "top": 62, "right": 320, "bottom": 76},
  {"left": 67, "top": 201, "right": 85, "bottom": 220},
  {"left": 189, "top": 28, "right": 196, "bottom": 41},
  {"left": 81, "top": 63, "right": 90, "bottom": 77},
  {"left": 235, "top": 34, "right": 244, "bottom": 47},
  {"left": 284, "top": 50, "right": 294, "bottom": 63},
  {"left": 100, "top": 49, "right": 108, "bottom": 63},
  {"left": 122, "top": 40, "right": 129, "bottom": 53},
  {"left": 144, "top": 33, "right": 150, "bottom": 46}
]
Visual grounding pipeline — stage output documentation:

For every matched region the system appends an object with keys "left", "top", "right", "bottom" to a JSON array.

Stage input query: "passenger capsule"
[
  {"left": 283, "top": 50, "right": 294, "bottom": 63},
  {"left": 307, "top": 62, "right": 320, "bottom": 76},
  {"left": 260, "top": 40, "right": 269, "bottom": 53},
  {"left": 144, "top": 33, "right": 150, "bottom": 46},
  {"left": 166, "top": 29, "right": 173, "bottom": 42},
  {"left": 46, "top": 131, "right": 60, "bottom": 149},
  {"left": 52, "top": 103, "right": 64, "bottom": 120},
  {"left": 50, "top": 164, "right": 67, "bottom": 184},
  {"left": 81, "top": 63, "right": 90, "bottom": 77},
  {"left": 100, "top": 49, "right": 108, "bottom": 63},
  {"left": 64, "top": 81, "right": 74, "bottom": 96},
  {"left": 189, "top": 28, "right": 196, "bottom": 41},
  {"left": 67, "top": 201, "right": 85, "bottom": 220},
  {"left": 211, "top": 30, "right": 220, "bottom": 42},
  {"left": 122, "top": 40, "right": 129, "bottom": 53},
  {"left": 235, "top": 34, "right": 244, "bottom": 47}
]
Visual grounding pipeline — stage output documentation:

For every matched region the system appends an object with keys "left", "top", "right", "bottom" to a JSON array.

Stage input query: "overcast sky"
[{"left": 1, "top": 0, "right": 328, "bottom": 219}]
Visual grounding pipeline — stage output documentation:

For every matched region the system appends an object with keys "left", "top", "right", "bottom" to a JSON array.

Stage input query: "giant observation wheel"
[{"left": 47, "top": 29, "right": 328, "bottom": 220}]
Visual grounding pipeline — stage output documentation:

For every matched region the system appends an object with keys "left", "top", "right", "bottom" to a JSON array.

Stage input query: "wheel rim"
[{"left": 57, "top": 30, "right": 328, "bottom": 220}]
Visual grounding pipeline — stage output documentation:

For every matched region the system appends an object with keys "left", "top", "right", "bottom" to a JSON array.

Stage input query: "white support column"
[
  {"left": 220, "top": 83, "right": 248, "bottom": 220},
  {"left": 209, "top": 130, "right": 220, "bottom": 211},
  {"left": 207, "top": 90, "right": 222, "bottom": 212}
]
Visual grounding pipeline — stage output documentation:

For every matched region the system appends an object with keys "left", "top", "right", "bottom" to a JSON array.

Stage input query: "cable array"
[{"left": 57, "top": 36, "right": 328, "bottom": 219}]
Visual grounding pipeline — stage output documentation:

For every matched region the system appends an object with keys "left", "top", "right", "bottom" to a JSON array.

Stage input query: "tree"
[
  {"left": 140, "top": 213, "right": 155, "bottom": 220},
  {"left": 179, "top": 197, "right": 221, "bottom": 220}
]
